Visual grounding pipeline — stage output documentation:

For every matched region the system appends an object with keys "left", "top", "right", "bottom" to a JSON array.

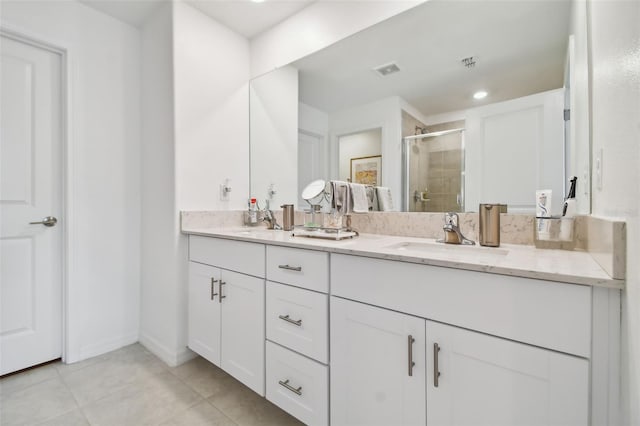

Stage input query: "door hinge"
[{"left": 564, "top": 109, "right": 571, "bottom": 121}]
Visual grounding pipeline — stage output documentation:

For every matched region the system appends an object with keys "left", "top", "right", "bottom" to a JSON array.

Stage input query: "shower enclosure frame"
[{"left": 401, "top": 128, "right": 466, "bottom": 212}]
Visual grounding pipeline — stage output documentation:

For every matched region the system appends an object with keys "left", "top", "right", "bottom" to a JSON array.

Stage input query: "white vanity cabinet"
[
  {"left": 188, "top": 236, "right": 265, "bottom": 396},
  {"left": 184, "top": 234, "right": 619, "bottom": 426},
  {"left": 331, "top": 297, "right": 426, "bottom": 426},
  {"left": 426, "top": 321, "right": 589, "bottom": 426}
]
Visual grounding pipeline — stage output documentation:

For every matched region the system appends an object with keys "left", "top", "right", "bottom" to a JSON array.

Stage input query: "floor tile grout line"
[
  {"left": 202, "top": 398, "right": 240, "bottom": 426},
  {"left": 167, "top": 359, "right": 245, "bottom": 425}
]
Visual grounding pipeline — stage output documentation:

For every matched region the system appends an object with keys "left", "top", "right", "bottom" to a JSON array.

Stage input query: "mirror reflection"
[{"left": 250, "top": 0, "right": 589, "bottom": 214}]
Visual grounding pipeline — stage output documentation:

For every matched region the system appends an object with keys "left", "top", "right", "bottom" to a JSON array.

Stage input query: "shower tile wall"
[{"left": 401, "top": 112, "right": 463, "bottom": 212}]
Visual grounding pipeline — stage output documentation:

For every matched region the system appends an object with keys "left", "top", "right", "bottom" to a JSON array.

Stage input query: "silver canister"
[
  {"left": 478, "top": 204, "right": 504, "bottom": 247},
  {"left": 281, "top": 204, "right": 295, "bottom": 231}
]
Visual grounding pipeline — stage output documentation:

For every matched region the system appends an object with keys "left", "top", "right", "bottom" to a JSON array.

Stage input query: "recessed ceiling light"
[{"left": 473, "top": 90, "right": 488, "bottom": 100}]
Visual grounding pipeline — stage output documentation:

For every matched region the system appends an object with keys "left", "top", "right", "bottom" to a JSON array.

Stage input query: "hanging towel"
[
  {"left": 330, "top": 180, "right": 351, "bottom": 215},
  {"left": 376, "top": 187, "right": 394, "bottom": 211},
  {"left": 349, "top": 183, "right": 369, "bottom": 213},
  {"left": 365, "top": 186, "right": 379, "bottom": 211}
]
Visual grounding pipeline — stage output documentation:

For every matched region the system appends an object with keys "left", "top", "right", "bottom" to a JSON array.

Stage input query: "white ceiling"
[
  {"left": 78, "top": 0, "right": 315, "bottom": 38},
  {"left": 187, "top": 0, "right": 314, "bottom": 39},
  {"left": 293, "top": 0, "right": 572, "bottom": 116},
  {"left": 79, "top": 0, "right": 167, "bottom": 27}
]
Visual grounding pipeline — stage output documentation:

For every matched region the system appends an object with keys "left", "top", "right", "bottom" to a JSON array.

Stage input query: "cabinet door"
[
  {"left": 426, "top": 321, "right": 589, "bottom": 426},
  {"left": 188, "top": 262, "right": 222, "bottom": 365},
  {"left": 221, "top": 269, "right": 265, "bottom": 396},
  {"left": 331, "top": 297, "right": 426, "bottom": 426}
]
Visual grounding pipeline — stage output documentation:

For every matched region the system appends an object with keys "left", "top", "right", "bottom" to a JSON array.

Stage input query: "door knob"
[{"left": 29, "top": 216, "right": 58, "bottom": 227}]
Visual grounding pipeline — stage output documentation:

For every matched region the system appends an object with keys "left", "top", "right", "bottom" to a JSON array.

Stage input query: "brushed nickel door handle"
[
  {"left": 29, "top": 216, "right": 57, "bottom": 227},
  {"left": 408, "top": 335, "right": 416, "bottom": 376},
  {"left": 434, "top": 342, "right": 441, "bottom": 387},
  {"left": 218, "top": 281, "right": 226, "bottom": 303},
  {"left": 278, "top": 379, "right": 302, "bottom": 396},
  {"left": 210, "top": 278, "right": 218, "bottom": 300}
]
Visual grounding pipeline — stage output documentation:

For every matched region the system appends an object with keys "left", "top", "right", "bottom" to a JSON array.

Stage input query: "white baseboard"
[
  {"left": 73, "top": 332, "right": 139, "bottom": 362},
  {"left": 139, "top": 332, "right": 196, "bottom": 367}
]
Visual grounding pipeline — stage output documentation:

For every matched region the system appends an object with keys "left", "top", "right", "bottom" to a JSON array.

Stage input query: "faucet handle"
[{"left": 444, "top": 212, "right": 459, "bottom": 227}]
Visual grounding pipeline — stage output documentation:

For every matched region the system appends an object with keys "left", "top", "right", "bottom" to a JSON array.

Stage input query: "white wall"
[
  {"left": 329, "top": 96, "right": 403, "bottom": 207},
  {"left": 338, "top": 129, "right": 382, "bottom": 182},
  {"left": 299, "top": 102, "right": 329, "bottom": 138},
  {"left": 1, "top": 1, "right": 141, "bottom": 362},
  {"left": 174, "top": 2, "right": 250, "bottom": 212},
  {"left": 139, "top": 3, "right": 189, "bottom": 366},
  {"left": 250, "top": 66, "right": 298, "bottom": 208},
  {"left": 139, "top": 2, "right": 252, "bottom": 366},
  {"left": 588, "top": 1, "right": 640, "bottom": 424}
]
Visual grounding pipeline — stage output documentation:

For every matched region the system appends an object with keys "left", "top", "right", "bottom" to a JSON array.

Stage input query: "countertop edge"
[{"left": 182, "top": 228, "right": 624, "bottom": 290}]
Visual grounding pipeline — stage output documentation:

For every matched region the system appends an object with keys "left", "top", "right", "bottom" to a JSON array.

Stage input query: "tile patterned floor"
[{"left": 0, "top": 344, "right": 303, "bottom": 426}]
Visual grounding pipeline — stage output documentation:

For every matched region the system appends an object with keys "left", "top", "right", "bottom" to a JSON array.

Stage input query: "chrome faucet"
[
  {"left": 439, "top": 212, "right": 475, "bottom": 245},
  {"left": 262, "top": 200, "right": 282, "bottom": 230}
]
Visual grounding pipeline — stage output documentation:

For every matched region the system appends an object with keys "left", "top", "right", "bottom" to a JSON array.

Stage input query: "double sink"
[{"left": 231, "top": 228, "right": 509, "bottom": 260}]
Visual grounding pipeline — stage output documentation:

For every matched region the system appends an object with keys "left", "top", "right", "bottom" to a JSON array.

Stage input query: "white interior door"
[
  {"left": 1, "top": 34, "right": 63, "bottom": 375},
  {"left": 298, "top": 131, "right": 324, "bottom": 208},
  {"left": 464, "top": 90, "right": 564, "bottom": 213}
]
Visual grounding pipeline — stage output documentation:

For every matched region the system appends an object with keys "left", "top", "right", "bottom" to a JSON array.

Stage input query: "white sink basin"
[
  {"left": 232, "top": 228, "right": 282, "bottom": 238},
  {"left": 384, "top": 241, "right": 509, "bottom": 257}
]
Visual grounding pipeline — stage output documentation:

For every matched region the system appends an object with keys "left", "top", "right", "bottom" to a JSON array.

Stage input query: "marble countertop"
[{"left": 182, "top": 226, "right": 624, "bottom": 289}]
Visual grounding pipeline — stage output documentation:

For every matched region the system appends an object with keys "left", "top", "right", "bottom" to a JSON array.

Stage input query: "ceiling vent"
[
  {"left": 461, "top": 57, "right": 476, "bottom": 68},
  {"left": 373, "top": 62, "right": 401, "bottom": 77}
]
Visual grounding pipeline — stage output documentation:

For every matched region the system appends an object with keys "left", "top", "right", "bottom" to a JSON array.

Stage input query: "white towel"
[
  {"left": 330, "top": 180, "right": 351, "bottom": 215},
  {"left": 365, "top": 186, "right": 379, "bottom": 211},
  {"left": 349, "top": 183, "right": 368, "bottom": 213},
  {"left": 376, "top": 187, "right": 394, "bottom": 211}
]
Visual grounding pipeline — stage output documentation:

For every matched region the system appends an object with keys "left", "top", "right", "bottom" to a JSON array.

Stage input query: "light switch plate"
[{"left": 595, "top": 148, "right": 603, "bottom": 190}]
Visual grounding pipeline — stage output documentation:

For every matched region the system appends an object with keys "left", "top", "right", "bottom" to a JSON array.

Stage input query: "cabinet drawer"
[
  {"left": 267, "top": 282, "right": 328, "bottom": 363},
  {"left": 189, "top": 236, "right": 265, "bottom": 277},
  {"left": 266, "top": 341, "right": 328, "bottom": 426},
  {"left": 266, "top": 246, "right": 328, "bottom": 292},
  {"left": 331, "top": 253, "right": 591, "bottom": 358}
]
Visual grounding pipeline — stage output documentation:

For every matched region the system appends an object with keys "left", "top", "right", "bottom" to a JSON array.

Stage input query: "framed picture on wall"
[{"left": 350, "top": 155, "right": 382, "bottom": 186}]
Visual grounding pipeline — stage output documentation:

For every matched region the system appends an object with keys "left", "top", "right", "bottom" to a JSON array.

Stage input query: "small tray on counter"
[{"left": 292, "top": 225, "right": 358, "bottom": 240}]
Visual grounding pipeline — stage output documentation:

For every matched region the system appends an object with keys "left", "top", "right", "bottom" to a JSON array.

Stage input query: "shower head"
[{"left": 414, "top": 126, "right": 429, "bottom": 135}]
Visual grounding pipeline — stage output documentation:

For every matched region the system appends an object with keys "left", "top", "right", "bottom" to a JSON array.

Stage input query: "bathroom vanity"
[{"left": 183, "top": 227, "right": 622, "bottom": 426}]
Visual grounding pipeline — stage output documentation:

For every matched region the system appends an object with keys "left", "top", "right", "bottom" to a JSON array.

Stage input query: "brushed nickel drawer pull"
[
  {"left": 278, "top": 264, "right": 302, "bottom": 272},
  {"left": 408, "top": 335, "right": 416, "bottom": 376},
  {"left": 278, "top": 314, "right": 302, "bottom": 326},
  {"left": 278, "top": 379, "right": 302, "bottom": 396},
  {"left": 210, "top": 278, "right": 218, "bottom": 300},
  {"left": 219, "top": 281, "right": 226, "bottom": 303},
  {"left": 434, "top": 342, "right": 441, "bottom": 387}
]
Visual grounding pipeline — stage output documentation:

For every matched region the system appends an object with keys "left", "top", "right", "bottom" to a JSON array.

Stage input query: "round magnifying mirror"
[{"left": 301, "top": 179, "right": 326, "bottom": 203}]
